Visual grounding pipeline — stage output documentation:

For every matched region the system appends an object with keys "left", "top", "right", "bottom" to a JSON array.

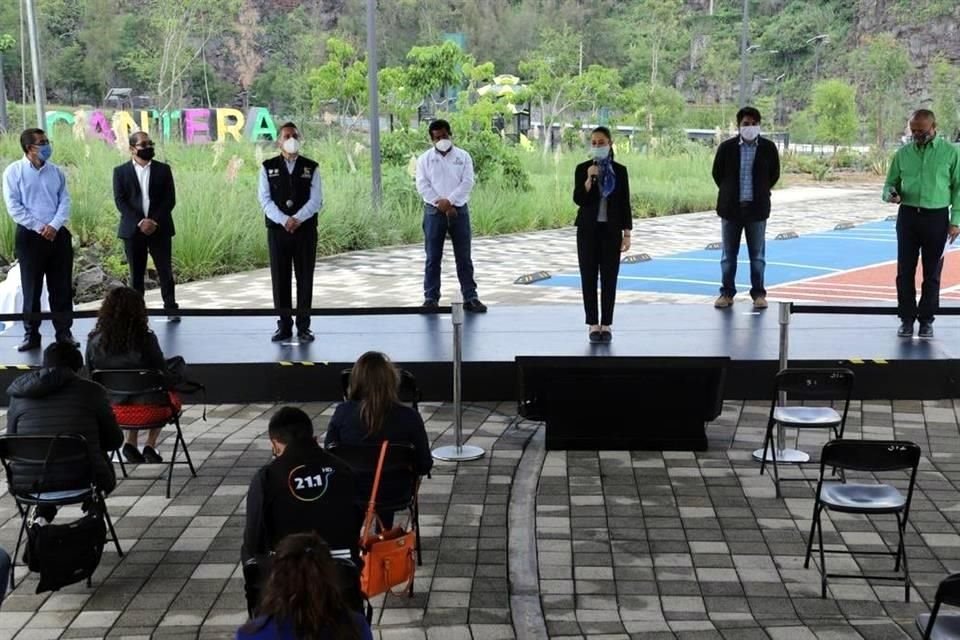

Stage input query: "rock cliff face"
[
  {"left": 251, "top": 0, "right": 345, "bottom": 30},
  {"left": 851, "top": 0, "right": 958, "bottom": 98}
]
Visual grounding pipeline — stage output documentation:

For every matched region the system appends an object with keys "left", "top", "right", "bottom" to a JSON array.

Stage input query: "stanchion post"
[
  {"left": 432, "top": 293, "right": 485, "bottom": 462},
  {"left": 753, "top": 302, "right": 809, "bottom": 464}
]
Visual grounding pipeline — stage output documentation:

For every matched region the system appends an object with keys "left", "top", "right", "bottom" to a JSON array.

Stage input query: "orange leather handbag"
[{"left": 359, "top": 441, "right": 416, "bottom": 597}]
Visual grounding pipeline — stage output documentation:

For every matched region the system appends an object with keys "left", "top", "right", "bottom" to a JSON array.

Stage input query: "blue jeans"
[
  {"left": 423, "top": 204, "right": 478, "bottom": 302},
  {"left": 720, "top": 218, "right": 766, "bottom": 299}
]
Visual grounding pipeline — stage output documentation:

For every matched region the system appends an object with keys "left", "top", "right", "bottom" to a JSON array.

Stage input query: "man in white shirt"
[
  {"left": 414, "top": 120, "right": 486, "bottom": 312},
  {"left": 112, "top": 132, "right": 179, "bottom": 321}
]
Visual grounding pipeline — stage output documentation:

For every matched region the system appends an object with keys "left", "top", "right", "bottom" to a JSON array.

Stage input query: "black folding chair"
[
  {"left": 340, "top": 368, "right": 421, "bottom": 411},
  {"left": 760, "top": 368, "right": 854, "bottom": 497},
  {"left": 0, "top": 434, "right": 123, "bottom": 589},
  {"left": 804, "top": 439, "right": 921, "bottom": 601},
  {"left": 327, "top": 442, "right": 423, "bottom": 571},
  {"left": 918, "top": 573, "right": 960, "bottom": 640},
  {"left": 92, "top": 369, "right": 197, "bottom": 499}
]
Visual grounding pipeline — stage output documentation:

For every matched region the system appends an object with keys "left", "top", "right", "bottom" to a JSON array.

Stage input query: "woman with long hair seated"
[
  {"left": 237, "top": 533, "right": 372, "bottom": 640},
  {"left": 86, "top": 286, "right": 177, "bottom": 464},
  {"left": 325, "top": 351, "right": 432, "bottom": 523}
]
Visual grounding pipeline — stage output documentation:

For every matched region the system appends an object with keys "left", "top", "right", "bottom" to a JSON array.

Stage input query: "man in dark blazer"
[
  {"left": 113, "top": 131, "right": 179, "bottom": 320},
  {"left": 711, "top": 106, "right": 780, "bottom": 310}
]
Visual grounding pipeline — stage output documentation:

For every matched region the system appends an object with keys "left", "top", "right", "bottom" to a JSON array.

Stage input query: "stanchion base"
[
  {"left": 432, "top": 445, "right": 485, "bottom": 462},
  {"left": 752, "top": 447, "right": 810, "bottom": 464}
]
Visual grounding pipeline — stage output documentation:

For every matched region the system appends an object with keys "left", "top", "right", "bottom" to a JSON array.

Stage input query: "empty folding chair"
[
  {"left": 917, "top": 573, "right": 960, "bottom": 640},
  {"left": 804, "top": 439, "right": 920, "bottom": 601},
  {"left": 760, "top": 367, "right": 854, "bottom": 497}
]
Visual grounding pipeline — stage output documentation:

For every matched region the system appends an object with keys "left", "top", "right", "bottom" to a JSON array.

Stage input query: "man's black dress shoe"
[
  {"left": 297, "top": 329, "right": 315, "bottom": 343},
  {"left": 463, "top": 299, "right": 488, "bottom": 313},
  {"left": 17, "top": 336, "right": 40, "bottom": 352},
  {"left": 55, "top": 332, "right": 79, "bottom": 348},
  {"left": 897, "top": 321, "right": 914, "bottom": 338},
  {"left": 271, "top": 329, "right": 293, "bottom": 342},
  {"left": 919, "top": 322, "right": 934, "bottom": 338}
]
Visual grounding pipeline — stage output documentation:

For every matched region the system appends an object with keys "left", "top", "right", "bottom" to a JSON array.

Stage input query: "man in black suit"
[
  {"left": 112, "top": 132, "right": 179, "bottom": 321},
  {"left": 711, "top": 106, "right": 780, "bottom": 310}
]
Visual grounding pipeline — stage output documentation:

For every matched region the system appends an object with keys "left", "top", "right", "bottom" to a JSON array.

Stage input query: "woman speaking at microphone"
[{"left": 572, "top": 126, "right": 633, "bottom": 343}]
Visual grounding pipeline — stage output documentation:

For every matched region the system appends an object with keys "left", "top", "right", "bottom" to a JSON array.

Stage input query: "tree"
[
  {"left": 855, "top": 34, "right": 910, "bottom": 148},
  {"left": 308, "top": 37, "right": 368, "bottom": 120},
  {"left": 931, "top": 57, "right": 960, "bottom": 142},
  {"left": 0, "top": 33, "right": 14, "bottom": 132},
  {"left": 519, "top": 28, "right": 620, "bottom": 154},
  {"left": 811, "top": 79, "right": 858, "bottom": 153},
  {"left": 622, "top": 83, "right": 686, "bottom": 133},
  {"left": 120, "top": 0, "right": 241, "bottom": 112}
]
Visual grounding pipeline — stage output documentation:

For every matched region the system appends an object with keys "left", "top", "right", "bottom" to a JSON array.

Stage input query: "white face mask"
[
  {"left": 591, "top": 145, "right": 610, "bottom": 160},
  {"left": 739, "top": 125, "right": 760, "bottom": 142},
  {"left": 434, "top": 138, "right": 453, "bottom": 153},
  {"left": 282, "top": 137, "right": 301, "bottom": 155}
]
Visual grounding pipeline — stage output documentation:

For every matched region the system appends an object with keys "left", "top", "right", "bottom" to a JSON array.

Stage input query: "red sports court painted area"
[{"left": 768, "top": 250, "right": 960, "bottom": 303}]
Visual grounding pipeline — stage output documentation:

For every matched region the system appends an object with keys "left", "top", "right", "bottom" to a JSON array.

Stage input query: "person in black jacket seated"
[
  {"left": 6, "top": 342, "right": 123, "bottom": 521},
  {"left": 573, "top": 126, "right": 633, "bottom": 343},
  {"left": 325, "top": 351, "right": 432, "bottom": 527},
  {"left": 242, "top": 407, "right": 362, "bottom": 616},
  {"left": 86, "top": 286, "right": 176, "bottom": 464},
  {"left": 711, "top": 106, "right": 780, "bottom": 310}
]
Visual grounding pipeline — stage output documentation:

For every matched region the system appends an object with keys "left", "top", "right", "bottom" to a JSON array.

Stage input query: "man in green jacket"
[{"left": 883, "top": 109, "right": 960, "bottom": 338}]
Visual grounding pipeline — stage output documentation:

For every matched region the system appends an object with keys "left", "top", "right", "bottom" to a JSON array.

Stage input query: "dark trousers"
[
  {"left": 896, "top": 205, "right": 950, "bottom": 323},
  {"left": 423, "top": 204, "right": 478, "bottom": 303},
  {"left": 124, "top": 233, "right": 177, "bottom": 309},
  {"left": 719, "top": 216, "right": 766, "bottom": 299},
  {"left": 577, "top": 222, "right": 622, "bottom": 326},
  {"left": 267, "top": 225, "right": 317, "bottom": 332},
  {"left": 15, "top": 225, "right": 73, "bottom": 338}
]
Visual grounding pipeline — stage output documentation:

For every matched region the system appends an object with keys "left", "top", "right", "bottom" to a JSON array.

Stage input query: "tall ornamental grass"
[{"left": 0, "top": 133, "right": 717, "bottom": 281}]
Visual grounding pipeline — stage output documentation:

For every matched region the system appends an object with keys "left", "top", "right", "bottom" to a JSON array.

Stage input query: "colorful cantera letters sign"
[{"left": 45, "top": 107, "right": 280, "bottom": 144}]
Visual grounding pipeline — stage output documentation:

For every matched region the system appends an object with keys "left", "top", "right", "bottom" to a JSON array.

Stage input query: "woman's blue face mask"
[{"left": 590, "top": 145, "right": 610, "bottom": 160}]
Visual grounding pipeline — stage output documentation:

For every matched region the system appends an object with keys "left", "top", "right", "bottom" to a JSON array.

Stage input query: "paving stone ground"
[{"left": 8, "top": 185, "right": 953, "bottom": 639}]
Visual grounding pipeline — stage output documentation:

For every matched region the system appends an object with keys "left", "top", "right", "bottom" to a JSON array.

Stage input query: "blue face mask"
[
  {"left": 35, "top": 143, "right": 52, "bottom": 162},
  {"left": 591, "top": 145, "right": 610, "bottom": 160}
]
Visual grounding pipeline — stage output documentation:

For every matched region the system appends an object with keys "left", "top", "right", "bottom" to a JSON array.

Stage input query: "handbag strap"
[{"left": 361, "top": 440, "right": 390, "bottom": 539}]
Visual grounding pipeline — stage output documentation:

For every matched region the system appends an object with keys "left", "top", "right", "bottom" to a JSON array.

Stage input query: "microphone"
[{"left": 591, "top": 159, "right": 598, "bottom": 185}]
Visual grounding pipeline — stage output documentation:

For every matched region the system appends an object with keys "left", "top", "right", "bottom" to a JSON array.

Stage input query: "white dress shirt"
[
  {"left": 257, "top": 156, "right": 323, "bottom": 226},
  {"left": 133, "top": 160, "right": 151, "bottom": 217},
  {"left": 415, "top": 146, "right": 475, "bottom": 207}
]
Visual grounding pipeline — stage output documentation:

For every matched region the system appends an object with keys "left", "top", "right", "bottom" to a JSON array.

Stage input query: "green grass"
[{"left": 0, "top": 134, "right": 717, "bottom": 282}]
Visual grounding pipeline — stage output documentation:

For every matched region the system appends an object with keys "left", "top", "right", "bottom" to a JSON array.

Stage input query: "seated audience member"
[
  {"left": 237, "top": 533, "right": 373, "bottom": 640},
  {"left": 326, "top": 351, "right": 432, "bottom": 525},
  {"left": 6, "top": 342, "right": 123, "bottom": 521},
  {"left": 86, "top": 286, "right": 179, "bottom": 464},
  {"left": 242, "top": 407, "right": 362, "bottom": 616}
]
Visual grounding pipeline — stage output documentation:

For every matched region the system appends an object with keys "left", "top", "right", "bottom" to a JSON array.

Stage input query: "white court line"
[
  {"left": 764, "top": 257, "right": 900, "bottom": 290},
  {"left": 655, "top": 257, "right": 839, "bottom": 272},
  {"left": 770, "top": 291, "right": 893, "bottom": 302},
  {"left": 776, "top": 282, "right": 897, "bottom": 291},
  {"left": 552, "top": 274, "right": 749, "bottom": 288},
  {"left": 803, "top": 235, "right": 897, "bottom": 243}
]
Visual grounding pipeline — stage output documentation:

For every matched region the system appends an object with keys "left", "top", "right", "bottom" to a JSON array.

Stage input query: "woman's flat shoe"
[
  {"left": 588, "top": 330, "right": 603, "bottom": 343},
  {"left": 600, "top": 330, "right": 613, "bottom": 343}
]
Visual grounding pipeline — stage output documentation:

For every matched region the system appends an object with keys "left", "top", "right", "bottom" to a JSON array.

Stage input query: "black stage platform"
[{"left": 0, "top": 304, "right": 956, "bottom": 404}]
